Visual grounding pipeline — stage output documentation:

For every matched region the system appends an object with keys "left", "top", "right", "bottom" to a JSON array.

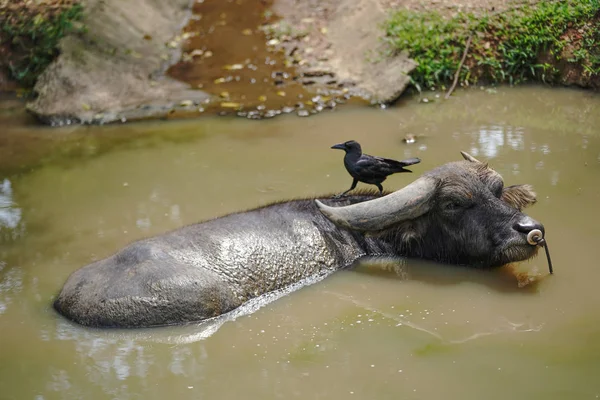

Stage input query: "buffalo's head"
[{"left": 316, "top": 151, "right": 544, "bottom": 267}]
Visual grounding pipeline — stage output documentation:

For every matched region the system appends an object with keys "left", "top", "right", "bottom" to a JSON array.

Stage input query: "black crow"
[{"left": 331, "top": 140, "right": 421, "bottom": 197}]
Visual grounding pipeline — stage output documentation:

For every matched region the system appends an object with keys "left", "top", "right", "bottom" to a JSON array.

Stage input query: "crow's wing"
[
  {"left": 374, "top": 156, "right": 421, "bottom": 167},
  {"left": 356, "top": 155, "right": 421, "bottom": 176},
  {"left": 354, "top": 156, "right": 396, "bottom": 178}
]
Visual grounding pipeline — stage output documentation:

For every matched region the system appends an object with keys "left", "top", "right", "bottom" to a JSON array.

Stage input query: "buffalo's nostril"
[{"left": 513, "top": 218, "right": 545, "bottom": 236}]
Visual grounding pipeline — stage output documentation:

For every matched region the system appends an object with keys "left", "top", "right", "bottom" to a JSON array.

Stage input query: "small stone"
[
  {"left": 180, "top": 100, "right": 194, "bottom": 107},
  {"left": 403, "top": 134, "right": 416, "bottom": 144},
  {"left": 297, "top": 109, "right": 310, "bottom": 117},
  {"left": 264, "top": 109, "right": 280, "bottom": 118}
]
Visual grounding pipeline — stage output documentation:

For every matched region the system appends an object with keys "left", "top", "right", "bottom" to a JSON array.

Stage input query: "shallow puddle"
[{"left": 1, "top": 86, "right": 600, "bottom": 399}]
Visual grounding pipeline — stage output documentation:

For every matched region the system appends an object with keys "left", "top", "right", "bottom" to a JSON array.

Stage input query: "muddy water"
[{"left": 1, "top": 87, "right": 600, "bottom": 399}]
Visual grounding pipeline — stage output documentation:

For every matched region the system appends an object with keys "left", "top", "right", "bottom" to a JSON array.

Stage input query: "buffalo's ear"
[{"left": 501, "top": 184, "right": 537, "bottom": 211}]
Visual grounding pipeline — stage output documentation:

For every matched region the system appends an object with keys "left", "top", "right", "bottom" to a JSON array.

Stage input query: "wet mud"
[{"left": 167, "top": 0, "right": 358, "bottom": 119}]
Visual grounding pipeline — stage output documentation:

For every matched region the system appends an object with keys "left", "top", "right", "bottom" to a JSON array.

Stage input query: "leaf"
[
  {"left": 220, "top": 102, "right": 240, "bottom": 108},
  {"left": 223, "top": 64, "right": 244, "bottom": 70}
]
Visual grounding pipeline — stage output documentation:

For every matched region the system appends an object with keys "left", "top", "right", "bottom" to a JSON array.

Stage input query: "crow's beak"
[
  {"left": 331, "top": 143, "right": 345, "bottom": 150},
  {"left": 400, "top": 168, "right": 413, "bottom": 173}
]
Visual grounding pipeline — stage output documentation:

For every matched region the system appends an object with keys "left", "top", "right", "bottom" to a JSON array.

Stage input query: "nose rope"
[{"left": 527, "top": 229, "right": 553, "bottom": 274}]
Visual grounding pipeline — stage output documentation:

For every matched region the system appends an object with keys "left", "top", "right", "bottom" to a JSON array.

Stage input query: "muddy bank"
[
  {"left": 166, "top": 0, "right": 358, "bottom": 119},
  {"left": 18, "top": 0, "right": 599, "bottom": 126},
  {"left": 24, "top": 0, "right": 418, "bottom": 125},
  {"left": 271, "top": 0, "right": 417, "bottom": 103},
  {"left": 26, "top": 0, "right": 211, "bottom": 125}
]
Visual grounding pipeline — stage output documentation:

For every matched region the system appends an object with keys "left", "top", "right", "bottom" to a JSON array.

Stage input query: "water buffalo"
[{"left": 54, "top": 152, "right": 544, "bottom": 328}]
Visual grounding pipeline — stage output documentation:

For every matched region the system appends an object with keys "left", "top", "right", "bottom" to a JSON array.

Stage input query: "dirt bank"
[
  {"left": 26, "top": 0, "right": 211, "bottom": 125},
  {"left": 271, "top": 0, "right": 416, "bottom": 103},
  {"left": 16, "top": 0, "right": 599, "bottom": 125}
]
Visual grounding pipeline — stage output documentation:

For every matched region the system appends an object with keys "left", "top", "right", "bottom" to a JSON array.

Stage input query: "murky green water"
[{"left": 1, "top": 87, "right": 600, "bottom": 399}]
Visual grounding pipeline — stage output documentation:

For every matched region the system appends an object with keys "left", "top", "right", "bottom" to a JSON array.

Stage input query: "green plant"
[
  {"left": 383, "top": 0, "right": 600, "bottom": 90},
  {"left": 0, "top": 1, "right": 85, "bottom": 87}
]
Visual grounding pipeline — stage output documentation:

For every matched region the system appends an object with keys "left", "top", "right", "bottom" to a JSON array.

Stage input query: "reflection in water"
[
  {"left": 476, "top": 125, "right": 505, "bottom": 158},
  {"left": 507, "top": 127, "right": 525, "bottom": 152},
  {"left": 0, "top": 264, "right": 23, "bottom": 314},
  {"left": 474, "top": 125, "right": 529, "bottom": 159},
  {"left": 473, "top": 125, "right": 563, "bottom": 188},
  {"left": 0, "top": 178, "right": 21, "bottom": 229}
]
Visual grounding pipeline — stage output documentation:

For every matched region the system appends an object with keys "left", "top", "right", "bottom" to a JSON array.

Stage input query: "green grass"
[
  {"left": 0, "top": 1, "right": 85, "bottom": 88},
  {"left": 383, "top": 0, "right": 600, "bottom": 90}
]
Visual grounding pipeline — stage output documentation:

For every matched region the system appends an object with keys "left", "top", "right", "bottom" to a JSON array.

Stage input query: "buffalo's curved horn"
[
  {"left": 460, "top": 151, "right": 481, "bottom": 163},
  {"left": 315, "top": 177, "right": 437, "bottom": 231}
]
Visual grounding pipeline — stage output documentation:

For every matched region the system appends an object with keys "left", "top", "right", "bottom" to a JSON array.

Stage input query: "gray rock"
[{"left": 27, "top": 0, "right": 212, "bottom": 125}]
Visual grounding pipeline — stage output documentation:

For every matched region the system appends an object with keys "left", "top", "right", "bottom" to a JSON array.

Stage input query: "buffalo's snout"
[{"left": 513, "top": 217, "right": 545, "bottom": 237}]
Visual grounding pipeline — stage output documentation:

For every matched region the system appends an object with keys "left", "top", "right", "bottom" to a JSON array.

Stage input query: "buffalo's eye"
[
  {"left": 444, "top": 201, "right": 463, "bottom": 211},
  {"left": 443, "top": 198, "right": 474, "bottom": 212}
]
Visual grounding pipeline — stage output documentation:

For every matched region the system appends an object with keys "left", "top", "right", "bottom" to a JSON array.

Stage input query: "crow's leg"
[
  {"left": 332, "top": 178, "right": 358, "bottom": 199},
  {"left": 376, "top": 183, "right": 384, "bottom": 195}
]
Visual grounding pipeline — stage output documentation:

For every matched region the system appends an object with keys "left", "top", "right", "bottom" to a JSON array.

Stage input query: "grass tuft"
[
  {"left": 383, "top": 0, "right": 600, "bottom": 90},
  {"left": 0, "top": 0, "right": 85, "bottom": 88}
]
